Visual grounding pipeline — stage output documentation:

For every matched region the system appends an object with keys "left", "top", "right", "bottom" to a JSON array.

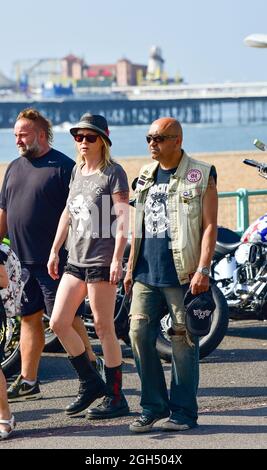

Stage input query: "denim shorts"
[
  {"left": 64, "top": 263, "right": 110, "bottom": 283},
  {"left": 21, "top": 264, "right": 84, "bottom": 318}
]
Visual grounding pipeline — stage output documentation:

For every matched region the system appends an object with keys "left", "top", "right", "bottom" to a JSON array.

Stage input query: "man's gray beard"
[{"left": 19, "top": 144, "right": 40, "bottom": 159}]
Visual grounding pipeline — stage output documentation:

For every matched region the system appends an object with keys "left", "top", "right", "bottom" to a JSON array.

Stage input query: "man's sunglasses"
[
  {"left": 146, "top": 134, "right": 178, "bottom": 144},
  {"left": 74, "top": 134, "right": 99, "bottom": 143}
]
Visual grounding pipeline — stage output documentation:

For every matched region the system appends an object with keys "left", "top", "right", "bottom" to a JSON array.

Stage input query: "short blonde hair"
[{"left": 76, "top": 136, "right": 114, "bottom": 171}]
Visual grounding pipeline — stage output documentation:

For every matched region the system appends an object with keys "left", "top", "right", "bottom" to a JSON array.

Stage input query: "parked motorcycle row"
[
  {"left": 2, "top": 139, "right": 267, "bottom": 378},
  {"left": 212, "top": 142, "right": 267, "bottom": 323}
]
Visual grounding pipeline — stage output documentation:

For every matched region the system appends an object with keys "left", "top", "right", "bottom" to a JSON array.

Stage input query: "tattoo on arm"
[{"left": 113, "top": 191, "right": 129, "bottom": 202}]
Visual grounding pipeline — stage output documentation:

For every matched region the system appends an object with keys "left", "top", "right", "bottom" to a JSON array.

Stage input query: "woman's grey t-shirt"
[{"left": 66, "top": 162, "right": 129, "bottom": 267}]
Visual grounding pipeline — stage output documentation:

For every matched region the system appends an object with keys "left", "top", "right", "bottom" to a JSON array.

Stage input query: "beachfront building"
[
  {"left": 62, "top": 54, "right": 84, "bottom": 81},
  {"left": 116, "top": 58, "right": 147, "bottom": 86},
  {"left": 81, "top": 63, "right": 117, "bottom": 87},
  {"left": 11, "top": 46, "right": 175, "bottom": 95}
]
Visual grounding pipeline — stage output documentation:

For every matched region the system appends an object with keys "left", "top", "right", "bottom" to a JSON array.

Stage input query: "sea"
[{"left": 1, "top": 118, "right": 267, "bottom": 163}]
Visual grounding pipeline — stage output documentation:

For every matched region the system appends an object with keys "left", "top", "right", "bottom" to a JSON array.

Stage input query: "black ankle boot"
[
  {"left": 66, "top": 351, "right": 106, "bottom": 415},
  {"left": 87, "top": 364, "right": 129, "bottom": 419}
]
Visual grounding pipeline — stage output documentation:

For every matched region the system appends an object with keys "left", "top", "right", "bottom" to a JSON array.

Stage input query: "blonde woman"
[{"left": 48, "top": 114, "right": 130, "bottom": 419}]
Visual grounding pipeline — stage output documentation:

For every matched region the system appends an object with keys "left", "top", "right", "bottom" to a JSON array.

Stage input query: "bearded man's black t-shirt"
[{"left": 0, "top": 149, "right": 74, "bottom": 264}]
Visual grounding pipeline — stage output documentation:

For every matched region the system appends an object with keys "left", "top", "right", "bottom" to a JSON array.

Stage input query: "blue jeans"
[{"left": 129, "top": 281, "right": 199, "bottom": 427}]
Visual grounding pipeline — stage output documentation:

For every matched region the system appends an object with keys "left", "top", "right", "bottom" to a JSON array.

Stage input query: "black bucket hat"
[
  {"left": 184, "top": 288, "right": 216, "bottom": 336},
  {"left": 70, "top": 113, "right": 112, "bottom": 146}
]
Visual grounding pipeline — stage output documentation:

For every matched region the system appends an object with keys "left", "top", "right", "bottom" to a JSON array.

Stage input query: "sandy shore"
[
  {"left": 117, "top": 151, "right": 267, "bottom": 230},
  {"left": 117, "top": 150, "right": 267, "bottom": 193},
  {"left": 1, "top": 150, "right": 267, "bottom": 230},
  {"left": 2, "top": 150, "right": 267, "bottom": 191}
]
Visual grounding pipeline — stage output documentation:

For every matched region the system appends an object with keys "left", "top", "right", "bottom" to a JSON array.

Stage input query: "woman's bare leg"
[
  {"left": 50, "top": 274, "right": 87, "bottom": 357},
  {"left": 72, "top": 316, "right": 96, "bottom": 361},
  {"left": 87, "top": 282, "right": 120, "bottom": 367}
]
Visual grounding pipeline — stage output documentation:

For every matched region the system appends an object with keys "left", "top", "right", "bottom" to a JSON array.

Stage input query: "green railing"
[{"left": 219, "top": 188, "right": 267, "bottom": 235}]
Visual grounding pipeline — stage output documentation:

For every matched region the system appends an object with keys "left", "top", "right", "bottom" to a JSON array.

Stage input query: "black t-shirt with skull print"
[{"left": 133, "top": 165, "right": 216, "bottom": 287}]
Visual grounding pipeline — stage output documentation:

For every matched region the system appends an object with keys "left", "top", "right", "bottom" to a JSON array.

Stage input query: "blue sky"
[{"left": 1, "top": 0, "right": 267, "bottom": 84}]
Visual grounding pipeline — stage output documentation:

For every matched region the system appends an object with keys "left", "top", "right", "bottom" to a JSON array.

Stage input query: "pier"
[{"left": 1, "top": 81, "right": 267, "bottom": 127}]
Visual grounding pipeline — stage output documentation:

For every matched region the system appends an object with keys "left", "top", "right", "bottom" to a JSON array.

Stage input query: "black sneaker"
[
  {"left": 129, "top": 413, "right": 169, "bottom": 433},
  {"left": 7, "top": 375, "right": 42, "bottom": 401},
  {"left": 87, "top": 395, "right": 129, "bottom": 420}
]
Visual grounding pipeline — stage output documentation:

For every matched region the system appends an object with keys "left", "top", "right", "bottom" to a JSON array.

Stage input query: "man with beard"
[{"left": 0, "top": 108, "right": 103, "bottom": 400}]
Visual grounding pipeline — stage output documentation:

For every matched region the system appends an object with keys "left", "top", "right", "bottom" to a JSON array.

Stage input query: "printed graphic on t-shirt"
[
  {"left": 144, "top": 183, "right": 169, "bottom": 237},
  {"left": 71, "top": 177, "right": 104, "bottom": 196},
  {"left": 68, "top": 194, "right": 92, "bottom": 239},
  {"left": 68, "top": 182, "right": 104, "bottom": 240}
]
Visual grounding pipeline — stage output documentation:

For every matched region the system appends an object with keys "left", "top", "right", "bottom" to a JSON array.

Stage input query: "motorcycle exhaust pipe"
[{"left": 227, "top": 299, "right": 243, "bottom": 307}]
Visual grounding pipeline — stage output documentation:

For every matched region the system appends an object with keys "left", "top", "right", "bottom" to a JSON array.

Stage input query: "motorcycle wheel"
[
  {"left": 2, "top": 317, "right": 21, "bottom": 378},
  {"left": 156, "top": 284, "right": 229, "bottom": 361}
]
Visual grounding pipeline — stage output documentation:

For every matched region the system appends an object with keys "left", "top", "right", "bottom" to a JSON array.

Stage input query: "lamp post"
[{"left": 244, "top": 34, "right": 267, "bottom": 48}]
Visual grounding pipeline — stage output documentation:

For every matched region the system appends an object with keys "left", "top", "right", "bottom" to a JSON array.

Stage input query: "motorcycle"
[
  {"left": 2, "top": 180, "right": 230, "bottom": 378},
  {"left": 212, "top": 139, "right": 267, "bottom": 323}
]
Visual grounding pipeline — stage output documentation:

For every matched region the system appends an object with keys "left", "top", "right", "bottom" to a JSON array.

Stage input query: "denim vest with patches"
[{"left": 132, "top": 151, "right": 212, "bottom": 285}]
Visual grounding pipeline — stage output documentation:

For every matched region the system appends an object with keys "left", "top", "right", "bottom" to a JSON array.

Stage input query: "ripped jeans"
[{"left": 129, "top": 281, "right": 199, "bottom": 426}]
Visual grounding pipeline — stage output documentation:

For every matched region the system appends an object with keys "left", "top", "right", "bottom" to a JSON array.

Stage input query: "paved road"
[{"left": 1, "top": 320, "right": 266, "bottom": 450}]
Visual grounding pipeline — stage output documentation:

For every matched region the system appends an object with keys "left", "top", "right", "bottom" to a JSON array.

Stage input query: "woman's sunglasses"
[{"left": 74, "top": 134, "right": 99, "bottom": 143}]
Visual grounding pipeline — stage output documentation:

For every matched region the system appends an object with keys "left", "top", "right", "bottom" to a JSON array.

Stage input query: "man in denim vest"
[{"left": 124, "top": 117, "right": 218, "bottom": 433}]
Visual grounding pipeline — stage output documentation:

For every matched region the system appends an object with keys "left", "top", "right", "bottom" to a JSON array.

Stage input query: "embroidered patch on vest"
[
  {"left": 186, "top": 169, "right": 202, "bottom": 183},
  {"left": 137, "top": 178, "right": 145, "bottom": 186}
]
